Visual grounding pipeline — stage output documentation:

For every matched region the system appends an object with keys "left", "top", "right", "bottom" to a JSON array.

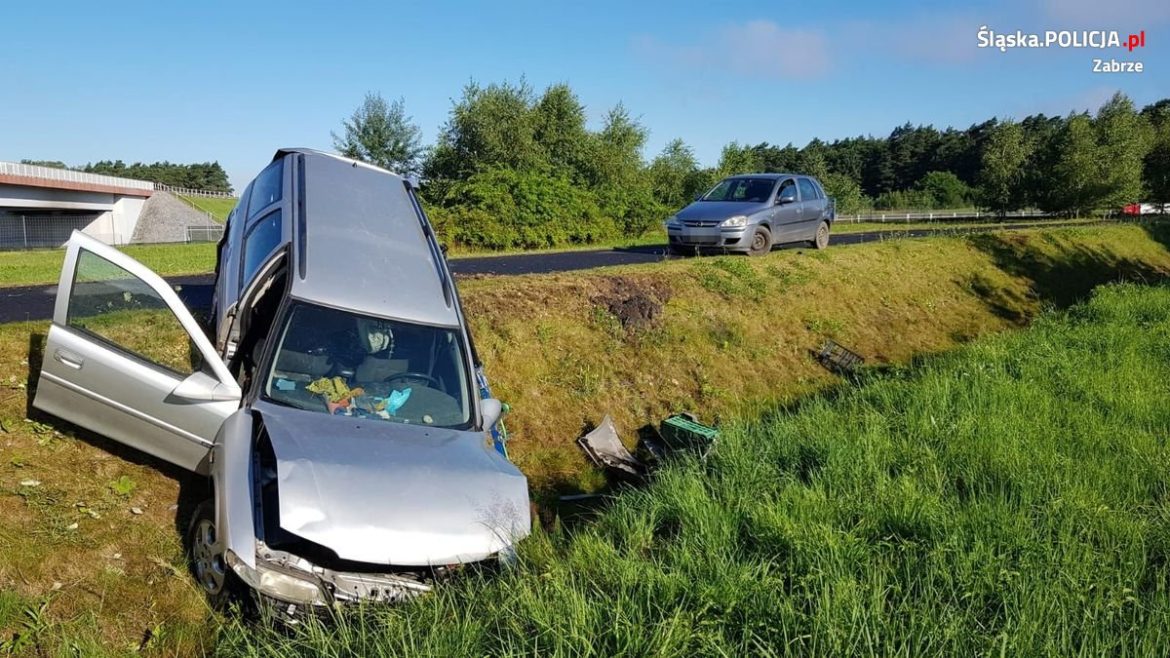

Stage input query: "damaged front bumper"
[{"left": 224, "top": 542, "right": 435, "bottom": 613}]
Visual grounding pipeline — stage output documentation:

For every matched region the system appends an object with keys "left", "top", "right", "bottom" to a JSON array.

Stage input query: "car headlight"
[
  {"left": 226, "top": 550, "right": 327, "bottom": 606},
  {"left": 721, "top": 215, "right": 747, "bottom": 228}
]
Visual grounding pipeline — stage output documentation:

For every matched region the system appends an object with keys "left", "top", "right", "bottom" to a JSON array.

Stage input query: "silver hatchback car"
[
  {"left": 33, "top": 149, "right": 530, "bottom": 616},
  {"left": 665, "top": 173, "right": 835, "bottom": 256}
]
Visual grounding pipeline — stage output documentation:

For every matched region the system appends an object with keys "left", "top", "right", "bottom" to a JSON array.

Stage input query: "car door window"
[
  {"left": 777, "top": 179, "right": 797, "bottom": 201},
  {"left": 68, "top": 248, "right": 199, "bottom": 375},
  {"left": 247, "top": 159, "right": 284, "bottom": 219},
  {"left": 241, "top": 209, "right": 283, "bottom": 286},
  {"left": 798, "top": 178, "right": 817, "bottom": 201}
]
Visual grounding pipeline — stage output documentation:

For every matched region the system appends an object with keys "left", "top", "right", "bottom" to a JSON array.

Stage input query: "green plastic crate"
[{"left": 659, "top": 413, "right": 718, "bottom": 455}]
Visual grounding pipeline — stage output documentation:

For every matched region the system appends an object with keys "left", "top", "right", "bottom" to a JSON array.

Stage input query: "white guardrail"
[
  {"left": 155, "top": 183, "right": 234, "bottom": 198},
  {"left": 836, "top": 209, "right": 1051, "bottom": 224},
  {"left": 0, "top": 162, "right": 233, "bottom": 197},
  {"left": 0, "top": 161, "right": 154, "bottom": 190}
]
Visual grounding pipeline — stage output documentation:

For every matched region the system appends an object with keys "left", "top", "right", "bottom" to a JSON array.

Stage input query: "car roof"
[{"left": 278, "top": 149, "right": 459, "bottom": 328}]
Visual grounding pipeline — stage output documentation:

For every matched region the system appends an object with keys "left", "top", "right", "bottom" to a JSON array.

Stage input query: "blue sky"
[{"left": 1, "top": 0, "right": 1167, "bottom": 191}]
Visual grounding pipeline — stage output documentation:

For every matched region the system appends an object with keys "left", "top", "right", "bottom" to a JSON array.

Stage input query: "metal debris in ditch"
[
  {"left": 576, "top": 412, "right": 721, "bottom": 487},
  {"left": 577, "top": 414, "right": 646, "bottom": 482},
  {"left": 816, "top": 338, "right": 864, "bottom": 375}
]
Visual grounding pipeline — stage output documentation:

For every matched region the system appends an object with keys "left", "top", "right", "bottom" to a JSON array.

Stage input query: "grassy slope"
[
  {"left": 176, "top": 196, "right": 237, "bottom": 223},
  {"left": 0, "top": 243, "right": 217, "bottom": 288},
  {"left": 0, "top": 224, "right": 1168, "bottom": 653},
  {"left": 463, "top": 224, "right": 1170, "bottom": 492},
  {"left": 222, "top": 281, "right": 1170, "bottom": 656}
]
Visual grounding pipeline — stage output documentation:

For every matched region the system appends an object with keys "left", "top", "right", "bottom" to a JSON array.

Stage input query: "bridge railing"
[
  {"left": 156, "top": 184, "right": 235, "bottom": 198},
  {"left": 0, "top": 162, "right": 154, "bottom": 191}
]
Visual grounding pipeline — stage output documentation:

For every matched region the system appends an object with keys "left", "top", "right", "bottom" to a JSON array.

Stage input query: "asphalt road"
[{"left": 0, "top": 221, "right": 1097, "bottom": 324}]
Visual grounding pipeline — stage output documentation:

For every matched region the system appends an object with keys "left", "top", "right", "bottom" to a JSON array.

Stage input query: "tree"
[
  {"left": 976, "top": 121, "right": 1029, "bottom": 214},
  {"left": 1145, "top": 121, "right": 1170, "bottom": 210},
  {"left": 717, "top": 142, "right": 762, "bottom": 176},
  {"left": 918, "top": 170, "right": 971, "bottom": 208},
  {"left": 821, "top": 172, "right": 868, "bottom": 215},
  {"left": 532, "top": 83, "right": 591, "bottom": 180},
  {"left": 797, "top": 139, "right": 829, "bottom": 179},
  {"left": 333, "top": 92, "right": 424, "bottom": 175},
  {"left": 424, "top": 79, "right": 545, "bottom": 196},
  {"left": 1047, "top": 113, "right": 1101, "bottom": 215},
  {"left": 588, "top": 105, "right": 659, "bottom": 235},
  {"left": 1094, "top": 92, "right": 1151, "bottom": 209},
  {"left": 648, "top": 138, "right": 702, "bottom": 209}
]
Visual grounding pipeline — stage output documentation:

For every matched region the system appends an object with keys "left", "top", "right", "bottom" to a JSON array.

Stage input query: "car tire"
[
  {"left": 811, "top": 221, "right": 830, "bottom": 250},
  {"left": 187, "top": 499, "right": 242, "bottom": 610},
  {"left": 747, "top": 226, "right": 772, "bottom": 257}
]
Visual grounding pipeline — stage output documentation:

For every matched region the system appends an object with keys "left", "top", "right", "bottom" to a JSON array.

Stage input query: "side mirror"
[
  {"left": 480, "top": 398, "right": 503, "bottom": 430},
  {"left": 777, "top": 191, "right": 797, "bottom": 205},
  {"left": 171, "top": 371, "right": 237, "bottom": 402}
]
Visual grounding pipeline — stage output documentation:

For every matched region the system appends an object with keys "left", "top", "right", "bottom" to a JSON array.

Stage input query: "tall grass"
[{"left": 214, "top": 282, "right": 1170, "bottom": 657}]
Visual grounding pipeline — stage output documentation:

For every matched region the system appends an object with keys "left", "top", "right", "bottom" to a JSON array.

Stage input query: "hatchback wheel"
[
  {"left": 748, "top": 227, "right": 772, "bottom": 257},
  {"left": 811, "top": 221, "right": 830, "bottom": 250},
  {"left": 188, "top": 499, "right": 239, "bottom": 609}
]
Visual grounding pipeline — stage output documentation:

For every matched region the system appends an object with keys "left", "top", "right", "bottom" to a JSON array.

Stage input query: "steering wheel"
[{"left": 385, "top": 372, "right": 441, "bottom": 389}]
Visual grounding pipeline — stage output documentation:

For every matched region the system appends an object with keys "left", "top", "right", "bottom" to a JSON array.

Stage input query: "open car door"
[{"left": 33, "top": 231, "right": 241, "bottom": 473}]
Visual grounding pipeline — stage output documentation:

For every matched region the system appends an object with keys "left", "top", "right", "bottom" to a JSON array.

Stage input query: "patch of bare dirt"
[{"left": 593, "top": 276, "right": 673, "bottom": 331}]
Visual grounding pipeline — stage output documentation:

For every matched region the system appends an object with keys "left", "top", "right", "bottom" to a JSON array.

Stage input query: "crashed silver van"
[{"left": 33, "top": 149, "right": 530, "bottom": 615}]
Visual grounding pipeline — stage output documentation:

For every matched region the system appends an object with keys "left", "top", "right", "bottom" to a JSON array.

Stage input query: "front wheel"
[
  {"left": 747, "top": 227, "right": 772, "bottom": 257},
  {"left": 811, "top": 221, "right": 830, "bottom": 250},
  {"left": 187, "top": 499, "right": 242, "bottom": 610}
]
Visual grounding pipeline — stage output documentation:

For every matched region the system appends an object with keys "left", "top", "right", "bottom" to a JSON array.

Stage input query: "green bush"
[
  {"left": 874, "top": 188, "right": 936, "bottom": 210},
  {"left": 820, "top": 172, "right": 869, "bottom": 214},
  {"left": 440, "top": 167, "right": 620, "bottom": 249}
]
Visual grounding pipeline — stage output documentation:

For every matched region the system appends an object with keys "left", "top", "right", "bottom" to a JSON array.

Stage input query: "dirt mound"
[{"left": 594, "top": 276, "right": 672, "bottom": 331}]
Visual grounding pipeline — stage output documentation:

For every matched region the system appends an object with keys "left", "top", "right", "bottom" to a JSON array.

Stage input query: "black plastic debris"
[{"left": 816, "top": 338, "right": 864, "bottom": 374}]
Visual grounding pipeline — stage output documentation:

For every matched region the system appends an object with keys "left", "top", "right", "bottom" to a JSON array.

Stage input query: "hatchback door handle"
[{"left": 54, "top": 349, "right": 84, "bottom": 369}]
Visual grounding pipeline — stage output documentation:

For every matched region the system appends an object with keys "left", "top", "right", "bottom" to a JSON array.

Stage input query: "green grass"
[
  {"left": 177, "top": 195, "right": 237, "bottom": 223},
  {"left": 2, "top": 225, "right": 1169, "bottom": 654},
  {"left": 833, "top": 217, "right": 1098, "bottom": 234},
  {"left": 216, "top": 282, "right": 1170, "bottom": 656},
  {"left": 0, "top": 242, "right": 217, "bottom": 288}
]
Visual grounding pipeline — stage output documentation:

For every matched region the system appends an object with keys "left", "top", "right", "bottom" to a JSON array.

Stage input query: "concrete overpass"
[{"left": 0, "top": 161, "right": 155, "bottom": 248}]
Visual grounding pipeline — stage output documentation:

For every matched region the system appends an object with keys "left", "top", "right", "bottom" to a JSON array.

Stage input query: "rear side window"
[
  {"left": 798, "top": 178, "right": 818, "bottom": 201},
  {"left": 242, "top": 210, "right": 283, "bottom": 285},
  {"left": 247, "top": 159, "right": 284, "bottom": 219}
]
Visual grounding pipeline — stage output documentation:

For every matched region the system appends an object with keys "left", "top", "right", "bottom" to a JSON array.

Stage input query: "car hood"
[
  {"left": 254, "top": 401, "right": 530, "bottom": 566},
  {"left": 675, "top": 200, "right": 769, "bottom": 221}
]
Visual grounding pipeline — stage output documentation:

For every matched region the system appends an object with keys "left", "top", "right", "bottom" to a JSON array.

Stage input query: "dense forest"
[
  {"left": 18, "top": 159, "right": 233, "bottom": 194},
  {"left": 337, "top": 84, "right": 1170, "bottom": 249}
]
